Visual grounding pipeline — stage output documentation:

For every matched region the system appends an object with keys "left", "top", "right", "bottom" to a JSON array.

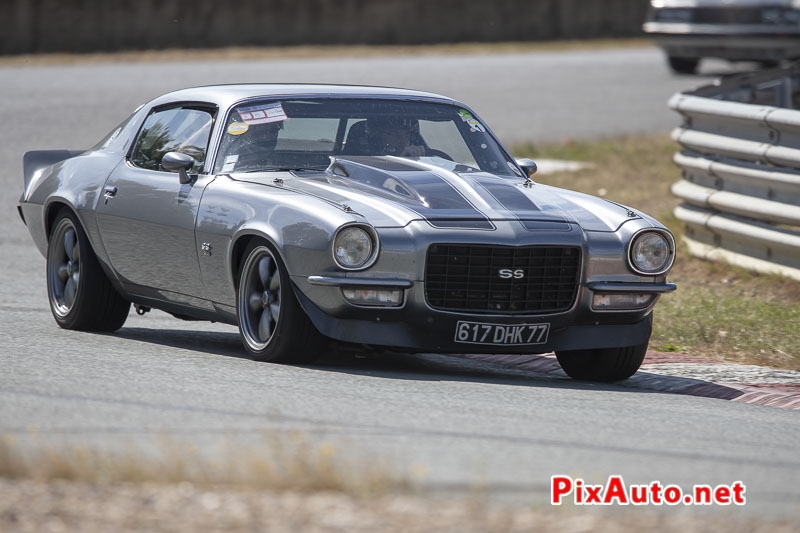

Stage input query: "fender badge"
[{"left": 201, "top": 242, "right": 212, "bottom": 256}]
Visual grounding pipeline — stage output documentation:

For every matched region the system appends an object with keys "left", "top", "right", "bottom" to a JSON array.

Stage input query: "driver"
[
  {"left": 367, "top": 117, "right": 426, "bottom": 157},
  {"left": 227, "top": 121, "right": 283, "bottom": 169}
]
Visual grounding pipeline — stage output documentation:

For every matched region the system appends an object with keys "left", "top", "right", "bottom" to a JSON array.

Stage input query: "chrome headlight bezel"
[
  {"left": 332, "top": 223, "right": 380, "bottom": 271},
  {"left": 627, "top": 229, "right": 675, "bottom": 276}
]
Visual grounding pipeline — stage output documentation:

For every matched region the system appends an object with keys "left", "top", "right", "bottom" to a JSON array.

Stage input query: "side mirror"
[
  {"left": 515, "top": 158, "right": 537, "bottom": 177},
  {"left": 161, "top": 151, "right": 196, "bottom": 184}
]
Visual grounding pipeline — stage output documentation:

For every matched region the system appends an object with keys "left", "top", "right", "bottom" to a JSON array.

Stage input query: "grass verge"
[
  {"left": 0, "top": 38, "right": 652, "bottom": 66},
  {"left": 0, "top": 436, "right": 794, "bottom": 532},
  {"left": 0, "top": 433, "right": 407, "bottom": 495},
  {"left": 512, "top": 135, "right": 800, "bottom": 370}
]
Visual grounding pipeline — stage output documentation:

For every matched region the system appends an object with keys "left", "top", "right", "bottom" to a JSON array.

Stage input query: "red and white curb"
[{"left": 460, "top": 352, "right": 800, "bottom": 410}]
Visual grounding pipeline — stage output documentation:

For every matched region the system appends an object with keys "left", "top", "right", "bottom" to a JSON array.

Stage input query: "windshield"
[{"left": 213, "top": 98, "right": 520, "bottom": 177}]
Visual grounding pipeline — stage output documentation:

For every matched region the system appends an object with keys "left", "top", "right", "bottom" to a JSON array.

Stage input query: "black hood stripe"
[
  {"left": 477, "top": 180, "right": 540, "bottom": 212},
  {"left": 472, "top": 177, "right": 570, "bottom": 231},
  {"left": 327, "top": 157, "right": 494, "bottom": 229},
  {"left": 401, "top": 174, "right": 493, "bottom": 229}
]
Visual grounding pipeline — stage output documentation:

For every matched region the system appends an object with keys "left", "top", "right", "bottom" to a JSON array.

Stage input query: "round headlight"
[
  {"left": 333, "top": 226, "right": 375, "bottom": 269},
  {"left": 629, "top": 231, "right": 672, "bottom": 274}
]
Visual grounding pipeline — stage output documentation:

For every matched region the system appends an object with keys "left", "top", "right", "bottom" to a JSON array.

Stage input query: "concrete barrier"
[{"left": 1, "top": 0, "right": 649, "bottom": 55}]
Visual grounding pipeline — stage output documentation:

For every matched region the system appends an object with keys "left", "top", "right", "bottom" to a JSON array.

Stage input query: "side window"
[{"left": 129, "top": 106, "right": 215, "bottom": 172}]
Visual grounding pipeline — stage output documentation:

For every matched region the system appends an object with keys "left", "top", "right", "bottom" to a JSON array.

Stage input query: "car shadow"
[{"left": 111, "top": 326, "right": 679, "bottom": 396}]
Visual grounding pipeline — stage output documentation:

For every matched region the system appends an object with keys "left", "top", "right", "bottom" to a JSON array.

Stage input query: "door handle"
[{"left": 103, "top": 186, "right": 117, "bottom": 204}]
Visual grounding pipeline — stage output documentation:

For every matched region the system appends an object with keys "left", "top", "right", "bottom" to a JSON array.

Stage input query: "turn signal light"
[
  {"left": 592, "top": 293, "right": 655, "bottom": 310},
  {"left": 342, "top": 288, "right": 403, "bottom": 307}
]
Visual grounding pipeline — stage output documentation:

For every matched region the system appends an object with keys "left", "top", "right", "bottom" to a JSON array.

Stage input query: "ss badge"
[{"left": 498, "top": 268, "right": 524, "bottom": 279}]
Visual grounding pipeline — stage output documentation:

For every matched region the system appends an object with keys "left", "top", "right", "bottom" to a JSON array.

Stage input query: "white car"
[{"left": 644, "top": 0, "right": 800, "bottom": 73}]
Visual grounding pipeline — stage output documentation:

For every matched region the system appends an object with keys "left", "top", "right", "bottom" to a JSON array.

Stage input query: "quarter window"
[{"left": 130, "top": 106, "right": 215, "bottom": 172}]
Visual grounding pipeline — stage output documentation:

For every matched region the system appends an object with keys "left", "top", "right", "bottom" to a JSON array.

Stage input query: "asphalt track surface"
[{"left": 1, "top": 47, "right": 798, "bottom": 519}]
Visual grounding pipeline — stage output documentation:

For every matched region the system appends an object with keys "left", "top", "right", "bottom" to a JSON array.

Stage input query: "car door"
[{"left": 95, "top": 103, "right": 217, "bottom": 309}]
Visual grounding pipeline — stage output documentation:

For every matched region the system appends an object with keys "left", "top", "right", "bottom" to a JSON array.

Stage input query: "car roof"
[{"left": 149, "top": 84, "right": 457, "bottom": 110}]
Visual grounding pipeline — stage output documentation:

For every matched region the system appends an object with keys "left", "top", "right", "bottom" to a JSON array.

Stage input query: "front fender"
[{"left": 195, "top": 177, "right": 358, "bottom": 308}]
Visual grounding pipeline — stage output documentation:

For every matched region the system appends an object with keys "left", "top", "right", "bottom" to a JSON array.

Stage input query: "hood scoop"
[
  {"left": 320, "top": 156, "right": 496, "bottom": 228},
  {"left": 325, "top": 157, "right": 430, "bottom": 208}
]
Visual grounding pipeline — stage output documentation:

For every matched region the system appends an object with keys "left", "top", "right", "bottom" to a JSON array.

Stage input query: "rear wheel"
[
  {"left": 236, "top": 240, "right": 325, "bottom": 363},
  {"left": 46, "top": 209, "right": 130, "bottom": 331},
  {"left": 667, "top": 56, "right": 699, "bottom": 75},
  {"left": 555, "top": 343, "right": 648, "bottom": 382}
]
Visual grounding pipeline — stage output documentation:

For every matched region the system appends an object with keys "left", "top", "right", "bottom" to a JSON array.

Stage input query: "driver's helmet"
[
  {"left": 244, "top": 121, "right": 283, "bottom": 152},
  {"left": 366, "top": 116, "right": 421, "bottom": 154}
]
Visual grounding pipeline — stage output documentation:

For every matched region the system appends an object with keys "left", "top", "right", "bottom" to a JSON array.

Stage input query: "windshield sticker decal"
[
  {"left": 221, "top": 155, "right": 239, "bottom": 173},
  {"left": 227, "top": 122, "right": 249, "bottom": 135},
  {"left": 458, "top": 110, "right": 484, "bottom": 132},
  {"left": 238, "top": 102, "right": 288, "bottom": 125},
  {"left": 466, "top": 118, "right": 486, "bottom": 133}
]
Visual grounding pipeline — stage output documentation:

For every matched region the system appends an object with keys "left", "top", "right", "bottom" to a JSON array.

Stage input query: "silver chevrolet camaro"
[{"left": 18, "top": 84, "right": 676, "bottom": 381}]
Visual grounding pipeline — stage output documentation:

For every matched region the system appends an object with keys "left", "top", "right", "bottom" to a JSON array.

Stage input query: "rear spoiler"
[{"left": 22, "top": 149, "right": 85, "bottom": 192}]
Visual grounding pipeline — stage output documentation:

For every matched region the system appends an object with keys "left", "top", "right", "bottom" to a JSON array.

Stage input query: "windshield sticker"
[
  {"left": 227, "top": 122, "right": 249, "bottom": 135},
  {"left": 237, "top": 102, "right": 288, "bottom": 125},
  {"left": 458, "top": 109, "right": 474, "bottom": 121},
  {"left": 221, "top": 155, "right": 239, "bottom": 173},
  {"left": 466, "top": 118, "right": 486, "bottom": 133}
]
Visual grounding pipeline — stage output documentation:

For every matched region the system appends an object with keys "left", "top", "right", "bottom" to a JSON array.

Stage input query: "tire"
[
  {"left": 236, "top": 240, "right": 326, "bottom": 363},
  {"left": 667, "top": 56, "right": 699, "bottom": 75},
  {"left": 46, "top": 209, "right": 130, "bottom": 331},
  {"left": 555, "top": 343, "right": 648, "bottom": 382}
]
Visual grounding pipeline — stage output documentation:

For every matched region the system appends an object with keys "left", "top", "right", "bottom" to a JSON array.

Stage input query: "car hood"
[{"left": 232, "top": 156, "right": 639, "bottom": 232}]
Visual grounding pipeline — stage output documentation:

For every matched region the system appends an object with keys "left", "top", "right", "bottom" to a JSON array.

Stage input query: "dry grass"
[
  {"left": 0, "top": 38, "right": 652, "bottom": 66},
  {"left": 0, "top": 433, "right": 406, "bottom": 495},
  {"left": 0, "top": 436, "right": 795, "bottom": 532},
  {"left": 512, "top": 135, "right": 800, "bottom": 369},
  {"left": 3, "top": 478, "right": 795, "bottom": 533},
  {"left": 513, "top": 135, "right": 678, "bottom": 218}
]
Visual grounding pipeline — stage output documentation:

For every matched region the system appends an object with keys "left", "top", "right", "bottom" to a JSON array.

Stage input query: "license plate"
[{"left": 454, "top": 320, "right": 550, "bottom": 345}]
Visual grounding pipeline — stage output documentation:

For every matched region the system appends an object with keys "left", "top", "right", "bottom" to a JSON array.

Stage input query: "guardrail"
[{"left": 669, "top": 64, "right": 800, "bottom": 281}]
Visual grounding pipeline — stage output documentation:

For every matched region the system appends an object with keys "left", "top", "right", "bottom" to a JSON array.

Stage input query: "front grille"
[
  {"left": 693, "top": 7, "right": 765, "bottom": 24},
  {"left": 655, "top": 7, "right": 766, "bottom": 25},
  {"left": 425, "top": 244, "right": 581, "bottom": 314}
]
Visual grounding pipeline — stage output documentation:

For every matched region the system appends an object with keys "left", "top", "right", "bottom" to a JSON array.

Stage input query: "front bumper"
[
  {"left": 292, "top": 275, "right": 673, "bottom": 353},
  {"left": 644, "top": 22, "right": 800, "bottom": 60}
]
